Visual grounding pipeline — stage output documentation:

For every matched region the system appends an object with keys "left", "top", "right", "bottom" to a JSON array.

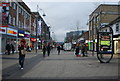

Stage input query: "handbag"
[{"left": 21, "top": 50, "right": 27, "bottom": 55}]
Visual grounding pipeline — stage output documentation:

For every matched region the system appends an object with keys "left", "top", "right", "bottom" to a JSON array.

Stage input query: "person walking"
[
  {"left": 75, "top": 44, "right": 80, "bottom": 57},
  {"left": 57, "top": 45, "right": 61, "bottom": 55},
  {"left": 47, "top": 44, "right": 51, "bottom": 56},
  {"left": 11, "top": 43, "right": 15, "bottom": 54},
  {"left": 5, "top": 42, "right": 11, "bottom": 55},
  {"left": 81, "top": 44, "right": 85, "bottom": 57},
  {"left": 42, "top": 44, "right": 47, "bottom": 57},
  {"left": 18, "top": 39, "right": 27, "bottom": 70},
  {"left": 26, "top": 43, "right": 31, "bottom": 52},
  {"left": 84, "top": 44, "right": 88, "bottom": 57}
]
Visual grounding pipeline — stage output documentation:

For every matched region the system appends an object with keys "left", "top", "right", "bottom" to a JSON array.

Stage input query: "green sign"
[{"left": 100, "top": 41, "right": 110, "bottom": 46}]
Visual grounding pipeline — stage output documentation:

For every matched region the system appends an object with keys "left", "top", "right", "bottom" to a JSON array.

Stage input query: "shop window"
[
  {"left": 19, "top": 21, "right": 20, "bottom": 28},
  {"left": 19, "top": 7, "right": 21, "bottom": 13},
  {"left": 2, "top": 7, "right": 6, "bottom": 13},
  {"left": 5, "top": 0, "right": 9, "bottom": 2},
  {"left": 13, "top": 3, "right": 17, "bottom": 10},
  {"left": 9, "top": 15, "right": 11, "bottom": 24},
  {"left": 13, "top": 17, "right": 16, "bottom": 26},
  {"left": 22, "top": 10, "right": 24, "bottom": 15},
  {"left": 116, "top": 23, "right": 119, "bottom": 32},
  {"left": 105, "top": 29, "right": 107, "bottom": 32},
  {"left": 10, "top": 2, "right": 12, "bottom": 7},
  {"left": 6, "top": 7, "right": 9, "bottom": 11},
  {"left": 22, "top": 23, "right": 24, "bottom": 28},
  {"left": 11, "top": 16, "right": 13, "bottom": 25},
  {"left": 0, "top": 7, "right": 2, "bottom": 13}
]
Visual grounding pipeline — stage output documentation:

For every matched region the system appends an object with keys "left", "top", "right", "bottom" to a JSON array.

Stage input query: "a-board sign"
[
  {"left": 97, "top": 26, "right": 113, "bottom": 54},
  {"left": 98, "top": 32, "right": 113, "bottom": 54}
]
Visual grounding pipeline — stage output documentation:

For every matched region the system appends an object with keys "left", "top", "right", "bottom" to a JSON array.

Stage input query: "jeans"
[
  {"left": 43, "top": 51, "right": 46, "bottom": 57},
  {"left": 19, "top": 55, "right": 25, "bottom": 68},
  {"left": 47, "top": 50, "right": 50, "bottom": 56},
  {"left": 58, "top": 50, "right": 60, "bottom": 55}
]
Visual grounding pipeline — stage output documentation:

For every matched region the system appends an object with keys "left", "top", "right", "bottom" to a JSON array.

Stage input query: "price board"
[{"left": 98, "top": 32, "right": 113, "bottom": 54}]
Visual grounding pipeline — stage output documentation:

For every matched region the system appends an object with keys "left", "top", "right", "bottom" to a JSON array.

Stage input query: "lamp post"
[{"left": 36, "top": 5, "right": 46, "bottom": 53}]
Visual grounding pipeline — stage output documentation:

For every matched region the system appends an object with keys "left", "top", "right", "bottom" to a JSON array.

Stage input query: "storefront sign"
[
  {"left": 7, "top": 28, "right": 17, "bottom": 36},
  {"left": 98, "top": 32, "right": 112, "bottom": 54},
  {"left": 97, "top": 26, "right": 114, "bottom": 63},
  {"left": 0, "top": 27, "right": 6, "bottom": 34},
  {"left": 30, "top": 38, "right": 36, "bottom": 42},
  {"left": 18, "top": 30, "right": 24, "bottom": 37},
  {"left": 25, "top": 32, "right": 30, "bottom": 38}
]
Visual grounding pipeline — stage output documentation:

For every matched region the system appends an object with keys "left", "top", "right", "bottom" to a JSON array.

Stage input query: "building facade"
[
  {"left": 110, "top": 17, "right": 120, "bottom": 54},
  {"left": 0, "top": 1, "right": 50, "bottom": 54},
  {"left": 89, "top": 4, "right": 120, "bottom": 51}
]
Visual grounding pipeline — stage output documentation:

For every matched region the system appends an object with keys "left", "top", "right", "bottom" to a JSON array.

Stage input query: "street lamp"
[
  {"left": 37, "top": 5, "right": 46, "bottom": 17},
  {"left": 36, "top": 5, "right": 46, "bottom": 53}
]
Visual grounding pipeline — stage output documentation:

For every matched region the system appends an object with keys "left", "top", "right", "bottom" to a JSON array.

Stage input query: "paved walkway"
[
  {"left": 21, "top": 50, "right": 119, "bottom": 79},
  {"left": 1, "top": 50, "right": 43, "bottom": 69},
  {"left": 1, "top": 49, "right": 119, "bottom": 80}
]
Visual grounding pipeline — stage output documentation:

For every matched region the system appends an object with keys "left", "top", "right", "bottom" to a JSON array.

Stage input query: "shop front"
[
  {"left": 113, "top": 35, "right": 120, "bottom": 54},
  {"left": 30, "top": 35, "right": 36, "bottom": 50},
  {"left": 24, "top": 32, "right": 30, "bottom": 45},
  {"left": 6, "top": 27, "right": 17, "bottom": 53},
  {"left": 0, "top": 27, "right": 6, "bottom": 54},
  {"left": 17, "top": 30, "right": 25, "bottom": 51}
]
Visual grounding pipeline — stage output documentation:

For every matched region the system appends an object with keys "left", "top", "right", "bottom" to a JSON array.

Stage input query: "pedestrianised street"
[{"left": 2, "top": 49, "right": 119, "bottom": 80}]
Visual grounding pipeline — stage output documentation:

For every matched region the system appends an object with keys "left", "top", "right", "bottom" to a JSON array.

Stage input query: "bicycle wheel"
[{"left": 97, "top": 53, "right": 113, "bottom": 63}]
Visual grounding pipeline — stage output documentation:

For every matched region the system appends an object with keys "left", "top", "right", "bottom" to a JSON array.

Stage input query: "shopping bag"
[{"left": 21, "top": 50, "right": 27, "bottom": 55}]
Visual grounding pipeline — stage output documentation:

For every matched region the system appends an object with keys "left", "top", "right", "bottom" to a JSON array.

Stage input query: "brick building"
[
  {"left": 89, "top": 4, "right": 120, "bottom": 51},
  {"left": 0, "top": 0, "right": 50, "bottom": 54}
]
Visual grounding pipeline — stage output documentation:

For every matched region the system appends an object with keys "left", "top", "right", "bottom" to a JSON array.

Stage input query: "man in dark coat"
[
  {"left": 81, "top": 44, "right": 85, "bottom": 57},
  {"left": 75, "top": 44, "right": 80, "bottom": 57},
  {"left": 42, "top": 44, "right": 47, "bottom": 57},
  {"left": 6, "top": 42, "right": 11, "bottom": 55},
  {"left": 57, "top": 45, "right": 61, "bottom": 55},
  {"left": 47, "top": 44, "right": 51, "bottom": 56},
  {"left": 11, "top": 44, "right": 15, "bottom": 54}
]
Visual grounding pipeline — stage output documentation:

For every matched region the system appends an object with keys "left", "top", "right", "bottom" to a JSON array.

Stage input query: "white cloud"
[{"left": 24, "top": 2, "right": 119, "bottom": 41}]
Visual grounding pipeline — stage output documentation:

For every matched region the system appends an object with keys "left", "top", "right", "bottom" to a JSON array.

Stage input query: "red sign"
[
  {"left": 2, "top": 3, "right": 9, "bottom": 7},
  {"left": 0, "top": 25, "right": 8, "bottom": 27},
  {"left": 0, "top": 28, "right": 5, "bottom": 32},
  {"left": 30, "top": 38, "right": 36, "bottom": 42}
]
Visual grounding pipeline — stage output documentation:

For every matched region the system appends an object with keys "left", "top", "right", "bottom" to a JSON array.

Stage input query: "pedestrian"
[
  {"left": 81, "top": 44, "right": 85, "bottom": 57},
  {"left": 57, "top": 45, "right": 61, "bottom": 55},
  {"left": 11, "top": 43, "right": 15, "bottom": 54},
  {"left": 47, "top": 44, "right": 51, "bottom": 56},
  {"left": 26, "top": 43, "right": 31, "bottom": 52},
  {"left": 75, "top": 44, "right": 80, "bottom": 57},
  {"left": 18, "top": 39, "right": 27, "bottom": 70},
  {"left": 42, "top": 44, "right": 46, "bottom": 57},
  {"left": 5, "top": 42, "right": 11, "bottom": 55},
  {"left": 84, "top": 44, "right": 88, "bottom": 57}
]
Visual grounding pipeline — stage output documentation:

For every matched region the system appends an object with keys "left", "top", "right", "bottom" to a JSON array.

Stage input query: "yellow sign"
[
  {"left": 101, "top": 41, "right": 110, "bottom": 46},
  {"left": 19, "top": 33, "right": 24, "bottom": 36}
]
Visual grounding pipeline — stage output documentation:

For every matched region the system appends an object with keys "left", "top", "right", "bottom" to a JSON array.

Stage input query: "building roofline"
[
  {"left": 89, "top": 4, "right": 119, "bottom": 17},
  {"left": 18, "top": 1, "right": 31, "bottom": 14},
  {"left": 109, "top": 16, "right": 120, "bottom": 25}
]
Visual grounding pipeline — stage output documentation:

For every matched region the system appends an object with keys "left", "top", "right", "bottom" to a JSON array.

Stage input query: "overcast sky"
[{"left": 24, "top": 0, "right": 119, "bottom": 42}]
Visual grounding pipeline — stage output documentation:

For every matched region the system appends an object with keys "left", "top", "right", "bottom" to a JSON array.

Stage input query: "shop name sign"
[
  {"left": 98, "top": 32, "right": 113, "bottom": 54},
  {"left": 19, "top": 33, "right": 24, "bottom": 36},
  {"left": 25, "top": 32, "right": 30, "bottom": 38},
  {"left": 7, "top": 28, "right": 17, "bottom": 36},
  {"left": 101, "top": 36, "right": 110, "bottom": 40},
  {"left": 18, "top": 30, "right": 24, "bottom": 37},
  {"left": 0, "top": 27, "right": 6, "bottom": 34}
]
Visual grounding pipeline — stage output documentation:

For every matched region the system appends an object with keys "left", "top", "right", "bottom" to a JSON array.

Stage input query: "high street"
[{"left": 1, "top": 49, "right": 119, "bottom": 80}]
